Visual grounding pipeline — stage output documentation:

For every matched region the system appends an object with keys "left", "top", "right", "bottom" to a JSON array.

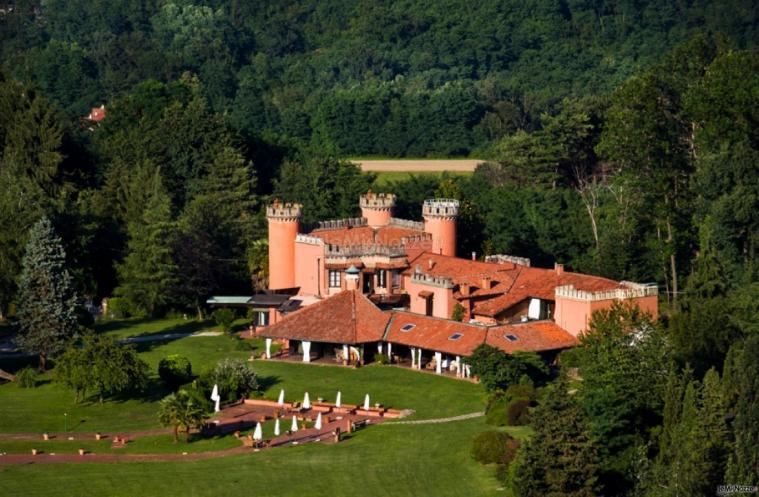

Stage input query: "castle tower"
[
  {"left": 360, "top": 191, "right": 396, "bottom": 227},
  {"left": 266, "top": 201, "right": 302, "bottom": 290},
  {"left": 423, "top": 199, "right": 459, "bottom": 257}
]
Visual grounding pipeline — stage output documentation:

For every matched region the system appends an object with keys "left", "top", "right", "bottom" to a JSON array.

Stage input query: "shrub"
[
  {"left": 471, "top": 431, "right": 520, "bottom": 466},
  {"left": 374, "top": 353, "right": 389, "bottom": 365},
  {"left": 16, "top": 366, "right": 38, "bottom": 388},
  {"left": 506, "top": 398, "right": 531, "bottom": 425},
  {"left": 158, "top": 355, "right": 193, "bottom": 389},
  {"left": 198, "top": 358, "right": 259, "bottom": 403},
  {"left": 107, "top": 297, "right": 132, "bottom": 318},
  {"left": 212, "top": 308, "right": 235, "bottom": 333}
]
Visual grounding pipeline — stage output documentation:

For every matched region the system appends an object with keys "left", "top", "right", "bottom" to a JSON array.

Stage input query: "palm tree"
[{"left": 158, "top": 390, "right": 208, "bottom": 442}]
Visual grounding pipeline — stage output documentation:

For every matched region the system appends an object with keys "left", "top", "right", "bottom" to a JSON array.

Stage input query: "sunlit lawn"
[{"left": 0, "top": 318, "right": 502, "bottom": 496}]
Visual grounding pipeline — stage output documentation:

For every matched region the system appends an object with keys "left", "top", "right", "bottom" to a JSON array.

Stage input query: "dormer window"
[
  {"left": 401, "top": 324, "right": 416, "bottom": 332},
  {"left": 505, "top": 334, "right": 518, "bottom": 342},
  {"left": 449, "top": 333, "right": 463, "bottom": 341}
]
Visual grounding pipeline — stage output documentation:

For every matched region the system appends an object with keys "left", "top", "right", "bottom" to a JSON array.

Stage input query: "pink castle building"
[{"left": 257, "top": 192, "right": 658, "bottom": 375}]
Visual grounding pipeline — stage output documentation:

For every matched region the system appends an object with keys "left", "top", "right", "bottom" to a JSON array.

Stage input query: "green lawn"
[
  {"left": 372, "top": 170, "right": 472, "bottom": 186},
  {"left": 0, "top": 318, "right": 502, "bottom": 496}
]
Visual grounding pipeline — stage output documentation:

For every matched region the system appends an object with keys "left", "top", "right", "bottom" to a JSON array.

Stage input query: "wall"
[
  {"left": 294, "top": 241, "right": 325, "bottom": 296},
  {"left": 268, "top": 219, "right": 299, "bottom": 289},
  {"left": 556, "top": 295, "right": 660, "bottom": 337},
  {"left": 404, "top": 276, "right": 454, "bottom": 319},
  {"left": 424, "top": 217, "right": 456, "bottom": 256}
]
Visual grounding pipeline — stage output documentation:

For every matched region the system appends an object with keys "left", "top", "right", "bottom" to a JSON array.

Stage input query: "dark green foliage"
[
  {"left": 197, "top": 358, "right": 260, "bottom": 403},
  {"left": 451, "top": 303, "right": 465, "bottom": 322},
  {"left": 466, "top": 345, "right": 548, "bottom": 392},
  {"left": 211, "top": 309, "right": 235, "bottom": 334},
  {"left": 15, "top": 218, "right": 78, "bottom": 371},
  {"left": 105, "top": 297, "right": 132, "bottom": 319},
  {"left": 374, "top": 353, "right": 390, "bottom": 365},
  {"left": 15, "top": 366, "right": 38, "bottom": 388},
  {"left": 158, "top": 355, "right": 193, "bottom": 390},
  {"left": 725, "top": 334, "right": 759, "bottom": 482},
  {"left": 512, "top": 377, "right": 600, "bottom": 497},
  {"left": 55, "top": 333, "right": 148, "bottom": 403},
  {"left": 158, "top": 389, "right": 210, "bottom": 442},
  {"left": 506, "top": 398, "right": 531, "bottom": 426},
  {"left": 471, "top": 430, "right": 520, "bottom": 466},
  {"left": 486, "top": 380, "right": 537, "bottom": 427}
]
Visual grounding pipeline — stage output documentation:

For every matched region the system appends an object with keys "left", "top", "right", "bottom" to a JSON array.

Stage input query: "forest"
[{"left": 0, "top": 1, "right": 758, "bottom": 495}]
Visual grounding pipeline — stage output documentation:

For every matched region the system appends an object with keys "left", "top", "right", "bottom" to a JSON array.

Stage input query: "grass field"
[
  {"left": 372, "top": 170, "right": 473, "bottom": 186},
  {"left": 0, "top": 318, "right": 506, "bottom": 496}
]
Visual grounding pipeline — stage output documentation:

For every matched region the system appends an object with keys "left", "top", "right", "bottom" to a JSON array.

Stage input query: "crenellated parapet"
[
  {"left": 266, "top": 201, "right": 303, "bottom": 221},
  {"left": 360, "top": 191, "right": 396, "bottom": 210},
  {"left": 312, "top": 217, "right": 367, "bottom": 231},
  {"left": 485, "top": 254, "right": 531, "bottom": 267},
  {"left": 410, "top": 271, "right": 454, "bottom": 289},
  {"left": 555, "top": 283, "right": 658, "bottom": 301},
  {"left": 389, "top": 218, "right": 426, "bottom": 231},
  {"left": 325, "top": 243, "right": 407, "bottom": 258},
  {"left": 422, "top": 199, "right": 460, "bottom": 219}
]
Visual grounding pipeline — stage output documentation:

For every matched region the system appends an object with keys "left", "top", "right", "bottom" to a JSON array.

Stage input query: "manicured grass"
[
  {"left": 0, "top": 318, "right": 501, "bottom": 496},
  {"left": 0, "top": 418, "right": 502, "bottom": 497},
  {"left": 95, "top": 317, "right": 218, "bottom": 340}
]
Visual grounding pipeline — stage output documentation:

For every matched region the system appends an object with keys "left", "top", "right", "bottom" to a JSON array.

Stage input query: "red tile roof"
[
  {"left": 384, "top": 312, "right": 488, "bottom": 356},
  {"left": 486, "top": 321, "right": 578, "bottom": 353},
  {"left": 405, "top": 252, "right": 520, "bottom": 298},
  {"left": 261, "top": 290, "right": 389, "bottom": 344},
  {"left": 311, "top": 225, "right": 423, "bottom": 246},
  {"left": 473, "top": 267, "right": 621, "bottom": 317}
]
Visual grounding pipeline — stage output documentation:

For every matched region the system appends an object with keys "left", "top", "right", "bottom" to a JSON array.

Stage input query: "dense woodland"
[{"left": 1, "top": 1, "right": 758, "bottom": 495}]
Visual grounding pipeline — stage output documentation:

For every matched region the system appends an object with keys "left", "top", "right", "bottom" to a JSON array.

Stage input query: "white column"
[
  {"left": 377, "top": 342, "right": 383, "bottom": 354},
  {"left": 411, "top": 347, "right": 416, "bottom": 368},
  {"left": 418, "top": 348, "right": 423, "bottom": 370},
  {"left": 342, "top": 344, "right": 349, "bottom": 362},
  {"left": 435, "top": 352, "right": 442, "bottom": 374},
  {"left": 455, "top": 356, "right": 461, "bottom": 378},
  {"left": 302, "top": 341, "right": 311, "bottom": 363},
  {"left": 387, "top": 342, "right": 392, "bottom": 362},
  {"left": 265, "top": 338, "right": 272, "bottom": 359}
]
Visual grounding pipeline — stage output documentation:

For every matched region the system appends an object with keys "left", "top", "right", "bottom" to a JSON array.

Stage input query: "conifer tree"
[
  {"left": 512, "top": 377, "right": 600, "bottom": 497},
  {"left": 15, "top": 217, "right": 78, "bottom": 370},
  {"left": 116, "top": 168, "right": 178, "bottom": 316},
  {"left": 726, "top": 335, "right": 759, "bottom": 482}
]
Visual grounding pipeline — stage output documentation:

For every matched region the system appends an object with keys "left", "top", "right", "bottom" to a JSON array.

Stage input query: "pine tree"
[
  {"left": 512, "top": 377, "right": 600, "bottom": 497},
  {"left": 15, "top": 217, "right": 78, "bottom": 370},
  {"left": 726, "top": 334, "right": 759, "bottom": 482},
  {"left": 115, "top": 169, "right": 179, "bottom": 316}
]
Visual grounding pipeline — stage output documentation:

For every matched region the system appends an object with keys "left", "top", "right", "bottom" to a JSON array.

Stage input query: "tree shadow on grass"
[{"left": 257, "top": 375, "right": 281, "bottom": 393}]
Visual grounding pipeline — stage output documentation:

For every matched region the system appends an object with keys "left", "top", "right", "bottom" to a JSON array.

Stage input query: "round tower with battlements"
[
  {"left": 360, "top": 191, "right": 396, "bottom": 227},
  {"left": 266, "top": 201, "right": 302, "bottom": 290},
  {"left": 423, "top": 199, "right": 459, "bottom": 256}
]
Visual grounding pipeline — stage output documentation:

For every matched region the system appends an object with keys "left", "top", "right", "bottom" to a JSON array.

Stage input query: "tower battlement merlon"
[
  {"left": 266, "top": 201, "right": 303, "bottom": 220},
  {"left": 422, "top": 199, "right": 460, "bottom": 219},
  {"left": 360, "top": 191, "right": 397, "bottom": 210}
]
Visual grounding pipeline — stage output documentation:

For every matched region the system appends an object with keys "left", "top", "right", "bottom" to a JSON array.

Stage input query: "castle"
[{"left": 255, "top": 192, "right": 658, "bottom": 377}]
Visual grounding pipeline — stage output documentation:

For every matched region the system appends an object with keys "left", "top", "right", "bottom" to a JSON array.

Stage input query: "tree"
[
  {"left": 576, "top": 302, "right": 669, "bottom": 495},
  {"left": 158, "top": 389, "right": 209, "bottom": 442},
  {"left": 55, "top": 333, "right": 148, "bottom": 403},
  {"left": 465, "top": 344, "right": 548, "bottom": 392},
  {"left": 15, "top": 218, "right": 78, "bottom": 371},
  {"left": 726, "top": 334, "right": 759, "bottom": 482},
  {"left": 198, "top": 358, "right": 260, "bottom": 403},
  {"left": 158, "top": 354, "right": 193, "bottom": 390},
  {"left": 512, "top": 377, "right": 600, "bottom": 497},
  {"left": 115, "top": 168, "right": 179, "bottom": 316}
]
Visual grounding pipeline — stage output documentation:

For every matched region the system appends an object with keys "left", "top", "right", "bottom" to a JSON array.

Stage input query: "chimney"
[
  {"left": 471, "top": 251, "right": 476, "bottom": 261},
  {"left": 460, "top": 283, "right": 470, "bottom": 296},
  {"left": 481, "top": 276, "right": 492, "bottom": 290},
  {"left": 428, "top": 259, "right": 435, "bottom": 270},
  {"left": 555, "top": 263, "right": 564, "bottom": 275}
]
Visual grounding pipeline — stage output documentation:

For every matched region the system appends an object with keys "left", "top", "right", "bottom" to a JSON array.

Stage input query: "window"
[
  {"left": 392, "top": 270, "right": 401, "bottom": 288},
  {"left": 449, "top": 333, "right": 463, "bottom": 341},
  {"left": 328, "top": 269, "right": 341, "bottom": 288},
  {"left": 378, "top": 269, "right": 387, "bottom": 288},
  {"left": 505, "top": 334, "right": 518, "bottom": 342},
  {"left": 401, "top": 324, "right": 416, "bottom": 332},
  {"left": 255, "top": 311, "right": 269, "bottom": 326}
]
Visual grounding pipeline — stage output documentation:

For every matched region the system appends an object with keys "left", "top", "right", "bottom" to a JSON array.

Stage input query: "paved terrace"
[{"left": 0, "top": 399, "right": 404, "bottom": 465}]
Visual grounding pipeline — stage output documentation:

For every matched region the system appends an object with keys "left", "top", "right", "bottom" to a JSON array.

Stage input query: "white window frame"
[{"left": 328, "top": 269, "right": 342, "bottom": 288}]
